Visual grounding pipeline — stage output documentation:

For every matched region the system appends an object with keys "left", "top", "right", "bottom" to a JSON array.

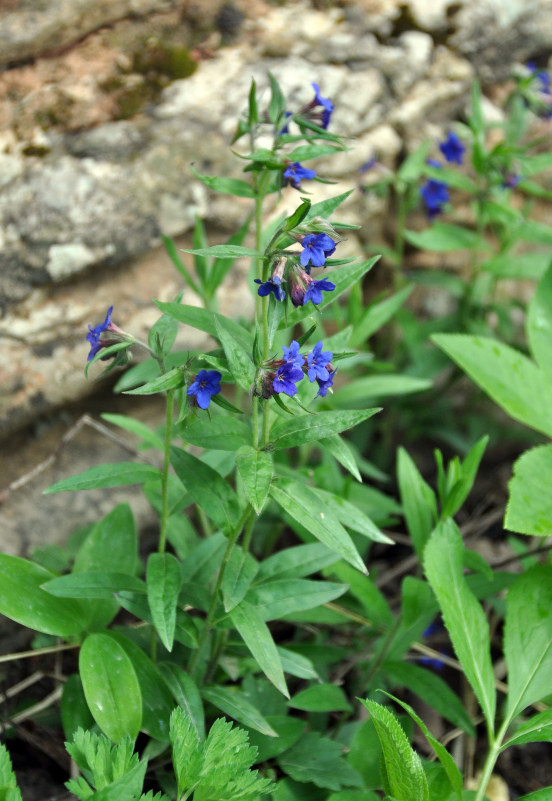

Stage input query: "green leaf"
[
  {"left": 505, "top": 445, "right": 552, "bottom": 535},
  {"left": 269, "top": 408, "right": 381, "bottom": 450},
  {"left": 124, "top": 367, "right": 184, "bottom": 395},
  {"left": 248, "top": 78, "right": 258, "bottom": 126},
  {"left": 214, "top": 316, "right": 255, "bottom": 392},
  {"left": 311, "top": 488, "right": 393, "bottom": 544},
  {"left": 206, "top": 215, "right": 253, "bottom": 296},
  {"left": 61, "top": 674, "right": 95, "bottom": 742},
  {"left": 181, "top": 244, "right": 260, "bottom": 259},
  {"left": 514, "top": 790, "right": 552, "bottom": 801},
  {"left": 236, "top": 446, "right": 273, "bottom": 514},
  {"left": 229, "top": 600, "right": 289, "bottom": 697},
  {"left": 397, "top": 139, "right": 432, "bottom": 181},
  {"left": 349, "top": 286, "right": 413, "bottom": 347},
  {"left": 504, "top": 564, "right": 552, "bottom": 718},
  {"left": 361, "top": 699, "right": 429, "bottom": 801},
  {"left": 288, "top": 145, "right": 344, "bottom": 162},
  {"left": 270, "top": 480, "right": 366, "bottom": 573},
  {"left": 278, "top": 732, "right": 362, "bottom": 791},
  {"left": 433, "top": 334, "right": 552, "bottom": 438},
  {"left": 527, "top": 261, "right": 552, "bottom": 378},
  {"left": 201, "top": 686, "right": 277, "bottom": 737},
  {"left": 247, "top": 715, "right": 306, "bottom": 762},
  {"left": 190, "top": 166, "right": 256, "bottom": 198},
  {"left": 0, "top": 555, "right": 88, "bottom": 636},
  {"left": 42, "top": 571, "right": 146, "bottom": 598},
  {"left": 155, "top": 302, "right": 251, "bottom": 352},
  {"left": 268, "top": 71, "right": 286, "bottom": 126},
  {"left": 440, "top": 436, "right": 488, "bottom": 519},
  {"left": 185, "top": 417, "right": 250, "bottom": 451},
  {"left": 283, "top": 199, "right": 311, "bottom": 232},
  {"left": 146, "top": 553, "right": 182, "bottom": 652},
  {"left": 222, "top": 547, "right": 259, "bottom": 612},
  {"left": 384, "top": 662, "right": 475, "bottom": 735},
  {"left": 44, "top": 462, "right": 161, "bottom": 494},
  {"left": 424, "top": 520, "right": 496, "bottom": 731},
  {"left": 397, "top": 448, "right": 437, "bottom": 558},
  {"left": 247, "top": 578, "right": 347, "bottom": 620},
  {"left": 170, "top": 446, "right": 240, "bottom": 534},
  {"left": 480, "top": 250, "right": 551, "bottom": 280},
  {"left": 289, "top": 684, "right": 351, "bottom": 712},
  {"left": 331, "top": 561, "right": 393, "bottom": 628},
  {"left": 320, "top": 435, "right": 362, "bottom": 482},
  {"left": 337, "top": 375, "right": 431, "bottom": 404},
  {"left": 381, "top": 692, "right": 462, "bottom": 801},
  {"left": 502, "top": 708, "right": 552, "bottom": 749},
  {"left": 101, "top": 413, "right": 165, "bottom": 450},
  {"left": 148, "top": 309, "right": 179, "bottom": 360},
  {"left": 282, "top": 257, "right": 380, "bottom": 326},
  {"left": 159, "top": 663, "right": 205, "bottom": 740},
  {"left": 192, "top": 214, "right": 209, "bottom": 287},
  {"left": 0, "top": 743, "right": 22, "bottom": 801},
  {"left": 162, "top": 234, "right": 201, "bottom": 294},
  {"left": 304, "top": 190, "right": 353, "bottom": 221},
  {"left": 257, "top": 543, "right": 340, "bottom": 582},
  {"left": 405, "top": 224, "right": 482, "bottom": 251},
  {"left": 79, "top": 633, "right": 142, "bottom": 742},
  {"left": 277, "top": 647, "right": 320, "bottom": 680},
  {"left": 422, "top": 164, "right": 478, "bottom": 193}
]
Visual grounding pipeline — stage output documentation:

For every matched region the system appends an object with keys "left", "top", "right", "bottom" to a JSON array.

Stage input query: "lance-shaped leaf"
[
  {"left": 269, "top": 408, "right": 381, "bottom": 450},
  {"left": 190, "top": 166, "right": 256, "bottom": 198},
  {"left": 215, "top": 316, "right": 255, "bottom": 392},
  {"left": 504, "top": 564, "right": 552, "bottom": 718},
  {"left": 289, "top": 683, "right": 351, "bottom": 713},
  {"left": 246, "top": 578, "right": 347, "bottom": 620},
  {"left": 170, "top": 447, "right": 240, "bottom": 534},
  {"left": 181, "top": 244, "right": 261, "bottom": 259},
  {"left": 527, "top": 262, "right": 552, "bottom": 379},
  {"left": 221, "top": 547, "right": 259, "bottom": 612},
  {"left": 185, "top": 417, "right": 250, "bottom": 452},
  {"left": 502, "top": 708, "right": 552, "bottom": 750},
  {"left": 270, "top": 479, "right": 366, "bottom": 573},
  {"left": 159, "top": 663, "right": 205, "bottom": 740},
  {"left": 123, "top": 367, "right": 185, "bottom": 395},
  {"left": 155, "top": 302, "right": 251, "bottom": 351},
  {"left": 424, "top": 520, "right": 496, "bottom": 732},
  {"left": 397, "top": 447, "right": 437, "bottom": 558},
  {"left": 236, "top": 446, "right": 273, "bottom": 514},
  {"left": 350, "top": 285, "right": 413, "bottom": 346},
  {"left": 44, "top": 462, "right": 161, "bottom": 493},
  {"left": 42, "top": 572, "right": 146, "bottom": 599},
  {"left": 229, "top": 600, "right": 289, "bottom": 697},
  {"left": 201, "top": 686, "right": 277, "bottom": 737},
  {"left": 147, "top": 553, "right": 183, "bottom": 652},
  {"left": 79, "top": 633, "right": 142, "bottom": 742}
]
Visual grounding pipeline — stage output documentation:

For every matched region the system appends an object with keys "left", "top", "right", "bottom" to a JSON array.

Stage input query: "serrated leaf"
[
  {"left": 201, "top": 686, "right": 277, "bottom": 737},
  {"left": 236, "top": 446, "right": 273, "bottom": 514},
  {"left": 424, "top": 520, "right": 496, "bottom": 732},
  {"left": 269, "top": 408, "right": 381, "bottom": 450},
  {"left": 0, "top": 554, "right": 88, "bottom": 636},
  {"left": 361, "top": 700, "right": 429, "bottom": 801},
  {"left": 147, "top": 553, "right": 182, "bottom": 652},
  {"left": 44, "top": 463, "right": 161, "bottom": 493},
  {"left": 270, "top": 480, "right": 366, "bottom": 573},
  {"left": 0, "top": 743, "right": 22, "bottom": 801},
  {"left": 229, "top": 600, "right": 289, "bottom": 697},
  {"left": 79, "top": 633, "right": 142, "bottom": 742},
  {"left": 504, "top": 564, "right": 552, "bottom": 718}
]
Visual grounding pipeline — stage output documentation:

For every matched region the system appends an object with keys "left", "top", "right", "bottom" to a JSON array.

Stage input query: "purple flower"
[
  {"left": 439, "top": 132, "right": 465, "bottom": 165},
  {"left": 316, "top": 368, "right": 337, "bottom": 397},
  {"left": 254, "top": 275, "right": 285, "bottom": 301},
  {"left": 187, "top": 369, "right": 221, "bottom": 409},
  {"left": 300, "top": 233, "right": 337, "bottom": 269},
  {"left": 273, "top": 362, "right": 304, "bottom": 397},
  {"left": 86, "top": 306, "right": 114, "bottom": 361},
  {"left": 359, "top": 157, "right": 377, "bottom": 174},
  {"left": 283, "top": 162, "right": 317, "bottom": 190},
  {"left": 306, "top": 341, "right": 333, "bottom": 382},
  {"left": 311, "top": 82, "right": 334, "bottom": 129},
  {"left": 282, "top": 340, "right": 305, "bottom": 369},
  {"left": 304, "top": 278, "right": 336, "bottom": 306},
  {"left": 502, "top": 172, "right": 520, "bottom": 189},
  {"left": 420, "top": 169, "right": 449, "bottom": 218}
]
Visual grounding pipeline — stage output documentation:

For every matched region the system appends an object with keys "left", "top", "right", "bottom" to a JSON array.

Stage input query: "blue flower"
[
  {"left": 311, "top": 82, "right": 334, "bottom": 129},
  {"left": 273, "top": 362, "right": 304, "bottom": 397},
  {"left": 526, "top": 62, "right": 552, "bottom": 118},
  {"left": 86, "top": 306, "right": 113, "bottom": 361},
  {"left": 439, "top": 131, "right": 465, "bottom": 164},
  {"left": 280, "top": 111, "right": 293, "bottom": 135},
  {"left": 254, "top": 275, "right": 285, "bottom": 301},
  {"left": 359, "top": 157, "right": 377, "bottom": 173},
  {"left": 187, "top": 369, "right": 221, "bottom": 409},
  {"left": 282, "top": 340, "right": 305, "bottom": 369},
  {"left": 420, "top": 164, "right": 449, "bottom": 219},
  {"left": 300, "top": 233, "right": 337, "bottom": 269},
  {"left": 283, "top": 162, "right": 317, "bottom": 189},
  {"left": 304, "top": 277, "right": 336, "bottom": 306},
  {"left": 316, "top": 367, "right": 337, "bottom": 397},
  {"left": 306, "top": 341, "right": 333, "bottom": 382}
]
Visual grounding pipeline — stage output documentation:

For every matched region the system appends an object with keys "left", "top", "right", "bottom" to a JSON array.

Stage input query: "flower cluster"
[
  {"left": 187, "top": 370, "right": 221, "bottom": 410},
  {"left": 255, "top": 240, "right": 337, "bottom": 307},
  {"left": 261, "top": 340, "right": 336, "bottom": 399},
  {"left": 420, "top": 159, "right": 449, "bottom": 219}
]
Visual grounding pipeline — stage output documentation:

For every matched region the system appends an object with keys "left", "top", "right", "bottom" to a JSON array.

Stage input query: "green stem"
[
  {"left": 158, "top": 389, "right": 175, "bottom": 556},
  {"left": 393, "top": 189, "right": 408, "bottom": 290},
  {"left": 252, "top": 396, "right": 259, "bottom": 448},
  {"left": 473, "top": 717, "right": 509, "bottom": 801},
  {"left": 188, "top": 505, "right": 253, "bottom": 679}
]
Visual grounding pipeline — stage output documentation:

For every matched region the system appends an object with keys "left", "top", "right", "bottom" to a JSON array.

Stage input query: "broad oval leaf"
[
  {"left": 0, "top": 554, "right": 88, "bottom": 636},
  {"left": 79, "top": 633, "right": 142, "bottom": 742}
]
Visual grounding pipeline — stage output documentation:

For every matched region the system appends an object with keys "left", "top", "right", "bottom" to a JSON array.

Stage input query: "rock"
[{"left": 407, "top": 0, "right": 455, "bottom": 32}]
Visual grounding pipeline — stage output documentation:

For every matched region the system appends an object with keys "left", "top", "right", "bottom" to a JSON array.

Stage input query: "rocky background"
[{"left": 1, "top": 0, "right": 551, "bottom": 553}]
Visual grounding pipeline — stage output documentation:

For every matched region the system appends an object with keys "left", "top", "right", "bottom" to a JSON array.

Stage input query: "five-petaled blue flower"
[
  {"left": 254, "top": 275, "right": 285, "bottom": 301},
  {"left": 282, "top": 340, "right": 305, "bottom": 368},
  {"left": 187, "top": 370, "right": 221, "bottom": 410},
  {"left": 86, "top": 305, "right": 114, "bottom": 361},
  {"left": 306, "top": 341, "right": 333, "bottom": 382},
  {"left": 316, "top": 368, "right": 337, "bottom": 397},
  {"left": 273, "top": 362, "right": 304, "bottom": 397},
  {"left": 304, "top": 277, "right": 336, "bottom": 306},
  {"left": 300, "top": 233, "right": 337, "bottom": 269},
  {"left": 439, "top": 132, "right": 465, "bottom": 165},
  {"left": 311, "top": 82, "right": 334, "bottom": 129},
  {"left": 421, "top": 162, "right": 449, "bottom": 218},
  {"left": 283, "top": 162, "right": 317, "bottom": 189}
]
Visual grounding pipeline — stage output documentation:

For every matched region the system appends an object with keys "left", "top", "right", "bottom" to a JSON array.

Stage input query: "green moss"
[
  {"left": 22, "top": 144, "right": 51, "bottom": 157},
  {"left": 131, "top": 43, "right": 197, "bottom": 81}
]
